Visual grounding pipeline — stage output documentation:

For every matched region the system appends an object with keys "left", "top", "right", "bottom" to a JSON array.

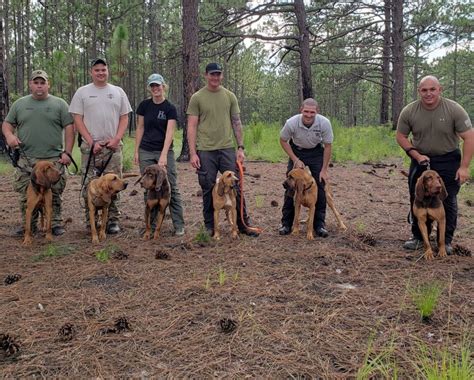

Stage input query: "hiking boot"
[
  {"left": 315, "top": 227, "right": 329, "bottom": 238},
  {"left": 174, "top": 227, "right": 185, "bottom": 236},
  {"left": 445, "top": 244, "right": 453, "bottom": 255},
  {"left": 52, "top": 226, "right": 65, "bottom": 236},
  {"left": 239, "top": 227, "right": 260, "bottom": 237},
  {"left": 107, "top": 222, "right": 121, "bottom": 234},
  {"left": 278, "top": 225, "right": 291, "bottom": 235},
  {"left": 14, "top": 226, "right": 37, "bottom": 236},
  {"left": 403, "top": 238, "right": 423, "bottom": 250}
]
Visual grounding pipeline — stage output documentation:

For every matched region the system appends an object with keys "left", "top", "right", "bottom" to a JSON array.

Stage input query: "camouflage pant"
[
  {"left": 14, "top": 157, "right": 67, "bottom": 229},
  {"left": 80, "top": 142, "right": 123, "bottom": 225}
]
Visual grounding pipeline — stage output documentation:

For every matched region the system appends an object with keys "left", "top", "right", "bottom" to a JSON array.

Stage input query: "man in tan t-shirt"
[
  {"left": 187, "top": 62, "right": 259, "bottom": 237},
  {"left": 396, "top": 75, "right": 473, "bottom": 253}
]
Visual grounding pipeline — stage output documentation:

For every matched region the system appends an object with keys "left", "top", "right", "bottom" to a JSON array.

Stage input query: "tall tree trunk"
[
  {"left": 0, "top": 0, "right": 7, "bottom": 152},
  {"left": 380, "top": 0, "right": 390, "bottom": 124},
  {"left": 16, "top": 3, "right": 24, "bottom": 94},
  {"left": 148, "top": 0, "right": 160, "bottom": 73},
  {"left": 294, "top": 0, "right": 313, "bottom": 99},
  {"left": 452, "top": 32, "right": 458, "bottom": 101},
  {"left": 178, "top": 0, "right": 199, "bottom": 162},
  {"left": 391, "top": 0, "right": 404, "bottom": 129},
  {"left": 43, "top": 0, "right": 49, "bottom": 59},
  {"left": 412, "top": 33, "right": 420, "bottom": 101}
]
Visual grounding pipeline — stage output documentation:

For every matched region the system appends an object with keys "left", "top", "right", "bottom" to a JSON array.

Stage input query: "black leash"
[
  {"left": 60, "top": 151, "right": 79, "bottom": 175},
  {"left": 79, "top": 143, "right": 114, "bottom": 208}
]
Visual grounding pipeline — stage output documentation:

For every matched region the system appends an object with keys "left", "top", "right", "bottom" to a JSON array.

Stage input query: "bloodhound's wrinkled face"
[
  {"left": 100, "top": 173, "right": 128, "bottom": 194},
  {"left": 217, "top": 171, "right": 238, "bottom": 196},
  {"left": 137, "top": 164, "right": 167, "bottom": 192},
  {"left": 283, "top": 168, "right": 312, "bottom": 197},
  {"left": 32, "top": 161, "right": 61, "bottom": 188},
  {"left": 415, "top": 169, "right": 447, "bottom": 200}
]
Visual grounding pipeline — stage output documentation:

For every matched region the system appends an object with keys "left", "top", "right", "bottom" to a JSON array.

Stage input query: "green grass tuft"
[
  {"left": 410, "top": 281, "right": 443, "bottom": 320},
  {"left": 413, "top": 338, "right": 473, "bottom": 380},
  {"left": 32, "top": 243, "right": 74, "bottom": 262},
  {"left": 194, "top": 224, "right": 211, "bottom": 244}
]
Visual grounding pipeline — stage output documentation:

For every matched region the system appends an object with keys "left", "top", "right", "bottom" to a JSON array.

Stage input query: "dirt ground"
[{"left": 1, "top": 160, "right": 473, "bottom": 378}]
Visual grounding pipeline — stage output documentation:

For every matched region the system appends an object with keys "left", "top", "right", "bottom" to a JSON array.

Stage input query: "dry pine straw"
[{"left": 1, "top": 161, "right": 473, "bottom": 377}]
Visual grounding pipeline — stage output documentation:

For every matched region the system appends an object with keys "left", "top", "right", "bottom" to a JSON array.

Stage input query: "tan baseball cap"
[{"left": 30, "top": 70, "right": 49, "bottom": 81}]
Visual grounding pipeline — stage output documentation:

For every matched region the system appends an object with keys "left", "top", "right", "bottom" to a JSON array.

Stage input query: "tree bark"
[
  {"left": 294, "top": 0, "right": 313, "bottom": 100},
  {"left": 380, "top": 0, "right": 390, "bottom": 124},
  {"left": 178, "top": 0, "right": 199, "bottom": 162},
  {"left": 391, "top": 0, "right": 404, "bottom": 129}
]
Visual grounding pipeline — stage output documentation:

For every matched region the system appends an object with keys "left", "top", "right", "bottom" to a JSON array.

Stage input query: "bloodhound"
[
  {"left": 136, "top": 164, "right": 170, "bottom": 240},
  {"left": 413, "top": 169, "right": 448, "bottom": 260},
  {"left": 23, "top": 161, "right": 61, "bottom": 245},
  {"left": 284, "top": 167, "right": 347, "bottom": 240},
  {"left": 87, "top": 173, "right": 127, "bottom": 243},
  {"left": 212, "top": 170, "right": 238, "bottom": 240}
]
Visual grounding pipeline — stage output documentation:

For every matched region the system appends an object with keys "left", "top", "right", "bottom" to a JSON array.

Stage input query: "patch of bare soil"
[{"left": 1, "top": 161, "right": 472, "bottom": 378}]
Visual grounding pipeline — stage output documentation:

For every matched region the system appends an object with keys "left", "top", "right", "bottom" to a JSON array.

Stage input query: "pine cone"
[
  {"left": 4, "top": 274, "right": 22, "bottom": 285},
  {"left": 58, "top": 323, "right": 76, "bottom": 341},
  {"left": 155, "top": 250, "right": 169, "bottom": 260},
  {"left": 357, "top": 233, "right": 377, "bottom": 246},
  {"left": 219, "top": 318, "right": 237, "bottom": 334},
  {"left": 0, "top": 334, "right": 20, "bottom": 356},
  {"left": 114, "top": 317, "right": 130, "bottom": 332},
  {"left": 452, "top": 244, "right": 472, "bottom": 257},
  {"left": 112, "top": 250, "right": 129, "bottom": 260},
  {"left": 98, "top": 327, "right": 117, "bottom": 335}
]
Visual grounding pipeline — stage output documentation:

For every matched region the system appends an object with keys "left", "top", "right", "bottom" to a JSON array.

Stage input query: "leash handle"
[{"left": 236, "top": 160, "right": 263, "bottom": 234}]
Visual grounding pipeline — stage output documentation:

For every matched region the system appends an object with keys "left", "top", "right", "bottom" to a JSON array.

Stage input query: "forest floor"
[{"left": 1, "top": 160, "right": 473, "bottom": 378}]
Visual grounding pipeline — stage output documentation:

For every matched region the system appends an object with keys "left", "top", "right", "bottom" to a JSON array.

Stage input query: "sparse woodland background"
[{"left": 0, "top": 0, "right": 472, "bottom": 155}]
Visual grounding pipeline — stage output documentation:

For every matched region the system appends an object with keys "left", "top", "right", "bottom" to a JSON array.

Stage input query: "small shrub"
[
  {"left": 413, "top": 338, "right": 473, "bottom": 379},
  {"left": 410, "top": 281, "right": 443, "bottom": 321},
  {"left": 255, "top": 195, "right": 264, "bottom": 208},
  {"left": 194, "top": 224, "right": 211, "bottom": 244},
  {"left": 33, "top": 244, "right": 74, "bottom": 262},
  {"left": 94, "top": 244, "right": 119, "bottom": 263}
]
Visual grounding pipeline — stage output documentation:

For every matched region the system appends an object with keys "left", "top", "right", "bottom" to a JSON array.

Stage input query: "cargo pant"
[
  {"left": 80, "top": 142, "right": 123, "bottom": 225},
  {"left": 14, "top": 157, "right": 67, "bottom": 230}
]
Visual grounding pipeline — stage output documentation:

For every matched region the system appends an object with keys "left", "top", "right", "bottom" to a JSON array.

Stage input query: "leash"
[
  {"left": 60, "top": 151, "right": 79, "bottom": 175},
  {"left": 79, "top": 142, "right": 114, "bottom": 208},
  {"left": 236, "top": 160, "right": 263, "bottom": 234}
]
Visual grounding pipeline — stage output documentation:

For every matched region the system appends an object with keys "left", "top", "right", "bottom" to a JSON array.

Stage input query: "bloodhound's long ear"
[
  {"left": 155, "top": 168, "right": 166, "bottom": 193},
  {"left": 296, "top": 178, "right": 305, "bottom": 195},
  {"left": 32, "top": 167, "right": 51, "bottom": 188},
  {"left": 134, "top": 172, "right": 145, "bottom": 186},
  {"left": 99, "top": 178, "right": 112, "bottom": 203},
  {"left": 414, "top": 175, "right": 426, "bottom": 201},
  {"left": 217, "top": 178, "right": 225, "bottom": 197},
  {"left": 439, "top": 177, "right": 448, "bottom": 201}
]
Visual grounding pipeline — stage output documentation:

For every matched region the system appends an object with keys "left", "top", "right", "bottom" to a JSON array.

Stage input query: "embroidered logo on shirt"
[
  {"left": 156, "top": 111, "right": 166, "bottom": 120},
  {"left": 107, "top": 94, "right": 114, "bottom": 99}
]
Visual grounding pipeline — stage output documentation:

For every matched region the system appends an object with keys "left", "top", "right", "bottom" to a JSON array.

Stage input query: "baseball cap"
[
  {"left": 30, "top": 70, "right": 49, "bottom": 81},
  {"left": 205, "top": 62, "right": 222, "bottom": 74},
  {"left": 147, "top": 73, "right": 165, "bottom": 86},
  {"left": 91, "top": 58, "right": 107, "bottom": 67}
]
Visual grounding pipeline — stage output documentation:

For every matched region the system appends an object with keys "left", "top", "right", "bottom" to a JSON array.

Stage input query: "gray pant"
[
  {"left": 197, "top": 148, "right": 251, "bottom": 231},
  {"left": 139, "top": 148, "right": 185, "bottom": 230}
]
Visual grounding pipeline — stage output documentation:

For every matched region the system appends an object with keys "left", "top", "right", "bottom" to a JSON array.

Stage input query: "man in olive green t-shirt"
[
  {"left": 187, "top": 62, "right": 259, "bottom": 237},
  {"left": 396, "top": 75, "right": 473, "bottom": 253},
  {"left": 2, "top": 70, "right": 75, "bottom": 236}
]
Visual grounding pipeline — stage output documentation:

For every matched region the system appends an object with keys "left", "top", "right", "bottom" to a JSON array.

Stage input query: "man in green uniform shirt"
[
  {"left": 2, "top": 70, "right": 75, "bottom": 236},
  {"left": 396, "top": 75, "right": 473, "bottom": 253}
]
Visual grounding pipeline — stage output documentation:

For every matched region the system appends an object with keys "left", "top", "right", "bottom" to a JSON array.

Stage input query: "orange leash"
[{"left": 237, "top": 161, "right": 263, "bottom": 234}]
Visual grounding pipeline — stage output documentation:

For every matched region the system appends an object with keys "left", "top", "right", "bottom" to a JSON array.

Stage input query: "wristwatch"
[{"left": 237, "top": 145, "right": 245, "bottom": 150}]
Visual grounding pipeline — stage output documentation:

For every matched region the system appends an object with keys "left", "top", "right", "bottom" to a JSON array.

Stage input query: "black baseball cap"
[
  {"left": 205, "top": 62, "right": 222, "bottom": 74},
  {"left": 91, "top": 58, "right": 107, "bottom": 67}
]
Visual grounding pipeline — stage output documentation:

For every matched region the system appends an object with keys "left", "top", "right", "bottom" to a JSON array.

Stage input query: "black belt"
[{"left": 292, "top": 143, "right": 322, "bottom": 151}]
